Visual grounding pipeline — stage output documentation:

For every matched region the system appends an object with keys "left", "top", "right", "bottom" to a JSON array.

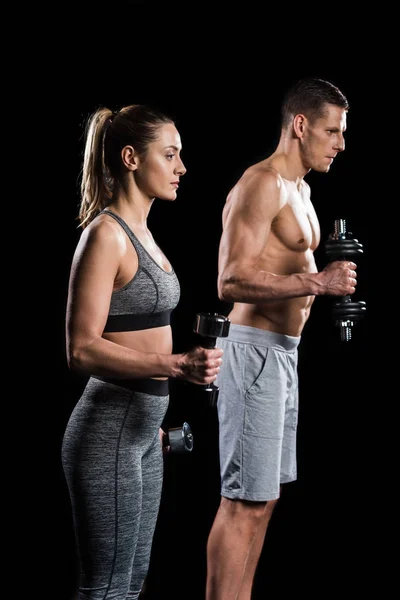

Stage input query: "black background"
[{"left": 50, "top": 6, "right": 375, "bottom": 599}]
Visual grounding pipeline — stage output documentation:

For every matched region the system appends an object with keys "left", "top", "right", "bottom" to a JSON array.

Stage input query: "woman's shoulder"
[{"left": 77, "top": 213, "right": 126, "bottom": 256}]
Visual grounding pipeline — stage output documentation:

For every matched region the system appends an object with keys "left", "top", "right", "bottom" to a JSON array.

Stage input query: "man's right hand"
[{"left": 320, "top": 260, "right": 357, "bottom": 296}]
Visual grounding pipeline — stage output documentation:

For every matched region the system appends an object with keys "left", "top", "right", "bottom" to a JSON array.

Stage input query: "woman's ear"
[{"left": 121, "top": 145, "right": 138, "bottom": 171}]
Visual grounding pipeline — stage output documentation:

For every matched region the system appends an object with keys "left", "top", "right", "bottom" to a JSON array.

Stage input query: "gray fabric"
[
  {"left": 99, "top": 210, "right": 180, "bottom": 318},
  {"left": 62, "top": 377, "right": 169, "bottom": 599},
  {"left": 215, "top": 324, "right": 300, "bottom": 502}
]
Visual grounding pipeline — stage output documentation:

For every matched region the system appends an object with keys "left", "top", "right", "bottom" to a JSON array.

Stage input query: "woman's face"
[{"left": 135, "top": 123, "right": 187, "bottom": 201}]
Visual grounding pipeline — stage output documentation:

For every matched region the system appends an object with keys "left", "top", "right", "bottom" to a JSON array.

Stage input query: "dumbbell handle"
[{"left": 200, "top": 337, "right": 217, "bottom": 350}]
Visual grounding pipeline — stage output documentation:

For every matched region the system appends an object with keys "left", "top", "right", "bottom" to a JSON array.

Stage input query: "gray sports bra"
[{"left": 99, "top": 210, "right": 180, "bottom": 332}]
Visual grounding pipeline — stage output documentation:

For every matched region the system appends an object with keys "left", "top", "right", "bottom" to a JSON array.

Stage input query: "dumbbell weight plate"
[
  {"left": 332, "top": 300, "right": 367, "bottom": 321},
  {"left": 193, "top": 312, "right": 231, "bottom": 340},
  {"left": 164, "top": 422, "right": 194, "bottom": 453},
  {"left": 324, "top": 238, "right": 364, "bottom": 261}
]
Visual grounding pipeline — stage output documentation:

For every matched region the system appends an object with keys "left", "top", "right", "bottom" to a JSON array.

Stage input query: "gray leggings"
[{"left": 61, "top": 376, "right": 169, "bottom": 600}]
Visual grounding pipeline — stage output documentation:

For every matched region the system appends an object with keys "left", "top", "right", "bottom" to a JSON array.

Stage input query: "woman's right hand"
[{"left": 179, "top": 345, "right": 223, "bottom": 385}]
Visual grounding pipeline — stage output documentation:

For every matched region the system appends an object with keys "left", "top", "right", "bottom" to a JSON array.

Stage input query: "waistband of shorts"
[
  {"left": 91, "top": 376, "right": 169, "bottom": 396},
  {"left": 221, "top": 324, "right": 300, "bottom": 352}
]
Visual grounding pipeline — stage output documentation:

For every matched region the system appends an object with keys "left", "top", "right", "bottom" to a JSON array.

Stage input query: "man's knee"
[{"left": 220, "top": 497, "right": 269, "bottom": 521}]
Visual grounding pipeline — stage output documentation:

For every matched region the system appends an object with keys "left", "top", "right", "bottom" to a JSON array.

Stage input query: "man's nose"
[{"left": 335, "top": 134, "right": 345, "bottom": 152}]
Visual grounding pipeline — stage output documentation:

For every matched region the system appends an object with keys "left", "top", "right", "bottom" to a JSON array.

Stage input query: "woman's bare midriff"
[{"left": 103, "top": 325, "right": 173, "bottom": 380}]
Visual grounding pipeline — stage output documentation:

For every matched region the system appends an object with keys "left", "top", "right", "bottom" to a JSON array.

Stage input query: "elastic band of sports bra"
[
  {"left": 92, "top": 376, "right": 169, "bottom": 396},
  {"left": 103, "top": 309, "right": 172, "bottom": 333}
]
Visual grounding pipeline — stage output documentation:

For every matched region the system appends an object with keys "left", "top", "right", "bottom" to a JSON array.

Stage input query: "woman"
[{"left": 61, "top": 104, "right": 223, "bottom": 600}]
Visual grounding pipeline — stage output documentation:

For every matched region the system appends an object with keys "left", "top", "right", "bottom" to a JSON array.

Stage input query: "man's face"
[{"left": 302, "top": 104, "right": 347, "bottom": 173}]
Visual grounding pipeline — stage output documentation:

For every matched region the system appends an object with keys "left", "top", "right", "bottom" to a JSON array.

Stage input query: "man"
[{"left": 206, "top": 78, "right": 357, "bottom": 599}]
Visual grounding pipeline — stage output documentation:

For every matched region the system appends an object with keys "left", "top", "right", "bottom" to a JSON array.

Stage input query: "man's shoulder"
[
  {"left": 225, "top": 163, "right": 282, "bottom": 208},
  {"left": 237, "top": 161, "right": 281, "bottom": 192},
  {"left": 247, "top": 157, "right": 279, "bottom": 175}
]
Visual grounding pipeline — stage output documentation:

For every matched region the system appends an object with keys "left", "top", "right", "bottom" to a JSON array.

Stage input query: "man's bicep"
[
  {"left": 219, "top": 214, "right": 270, "bottom": 274},
  {"left": 220, "top": 171, "right": 280, "bottom": 270}
]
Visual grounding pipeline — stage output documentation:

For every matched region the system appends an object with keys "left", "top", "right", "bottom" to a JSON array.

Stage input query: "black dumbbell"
[
  {"left": 162, "top": 422, "right": 194, "bottom": 453},
  {"left": 193, "top": 312, "right": 231, "bottom": 407},
  {"left": 324, "top": 218, "right": 367, "bottom": 342}
]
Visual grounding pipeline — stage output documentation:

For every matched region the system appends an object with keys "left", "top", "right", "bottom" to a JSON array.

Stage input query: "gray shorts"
[{"left": 215, "top": 324, "right": 301, "bottom": 501}]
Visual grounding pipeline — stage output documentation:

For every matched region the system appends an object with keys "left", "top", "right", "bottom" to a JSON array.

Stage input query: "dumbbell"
[
  {"left": 193, "top": 312, "right": 231, "bottom": 407},
  {"left": 162, "top": 422, "right": 194, "bottom": 453},
  {"left": 324, "top": 218, "right": 367, "bottom": 342}
]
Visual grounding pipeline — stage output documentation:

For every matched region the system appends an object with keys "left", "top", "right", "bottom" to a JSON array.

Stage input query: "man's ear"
[
  {"left": 293, "top": 114, "right": 307, "bottom": 139},
  {"left": 121, "top": 145, "right": 138, "bottom": 171}
]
